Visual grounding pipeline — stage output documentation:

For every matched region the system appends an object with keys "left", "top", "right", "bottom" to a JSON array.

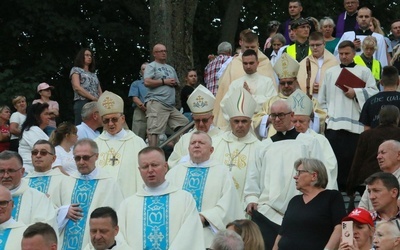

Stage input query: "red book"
[{"left": 335, "top": 68, "right": 366, "bottom": 92}]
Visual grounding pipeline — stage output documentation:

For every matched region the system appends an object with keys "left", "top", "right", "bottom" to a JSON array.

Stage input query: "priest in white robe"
[
  {"left": 244, "top": 99, "right": 326, "bottom": 249},
  {"left": 214, "top": 31, "right": 276, "bottom": 129},
  {"left": 288, "top": 89, "right": 338, "bottom": 189},
  {"left": 59, "top": 139, "right": 124, "bottom": 250},
  {"left": 168, "top": 85, "right": 222, "bottom": 167},
  {"left": 95, "top": 91, "right": 147, "bottom": 198},
  {"left": 24, "top": 140, "right": 74, "bottom": 208},
  {"left": 0, "top": 151, "right": 57, "bottom": 233},
  {"left": 212, "top": 87, "right": 261, "bottom": 202},
  {"left": 220, "top": 49, "right": 277, "bottom": 122},
  {"left": 0, "top": 185, "right": 27, "bottom": 250},
  {"left": 319, "top": 40, "right": 378, "bottom": 191},
  {"left": 118, "top": 147, "right": 205, "bottom": 250},
  {"left": 166, "top": 131, "right": 244, "bottom": 248}
]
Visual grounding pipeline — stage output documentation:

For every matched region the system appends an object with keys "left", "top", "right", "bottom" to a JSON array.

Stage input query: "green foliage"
[{"left": 0, "top": 0, "right": 399, "bottom": 125}]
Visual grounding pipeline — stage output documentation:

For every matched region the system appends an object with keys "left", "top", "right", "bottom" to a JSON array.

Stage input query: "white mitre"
[
  {"left": 97, "top": 91, "right": 124, "bottom": 117},
  {"left": 274, "top": 53, "right": 300, "bottom": 79},
  {"left": 287, "top": 89, "right": 313, "bottom": 116},
  {"left": 221, "top": 88, "right": 257, "bottom": 119},
  {"left": 187, "top": 85, "right": 215, "bottom": 114}
]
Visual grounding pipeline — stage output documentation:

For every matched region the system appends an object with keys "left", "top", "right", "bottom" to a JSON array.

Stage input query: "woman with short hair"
[
  {"left": 273, "top": 158, "right": 346, "bottom": 250},
  {"left": 339, "top": 208, "right": 374, "bottom": 250},
  {"left": 373, "top": 219, "right": 400, "bottom": 250}
]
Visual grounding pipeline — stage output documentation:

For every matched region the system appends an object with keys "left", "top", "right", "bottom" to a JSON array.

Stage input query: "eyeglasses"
[
  {"left": 309, "top": 43, "right": 324, "bottom": 48},
  {"left": 102, "top": 116, "right": 122, "bottom": 124},
  {"left": 295, "top": 169, "right": 309, "bottom": 176},
  {"left": 31, "top": 150, "right": 54, "bottom": 157},
  {"left": 155, "top": 50, "right": 167, "bottom": 53},
  {"left": 279, "top": 81, "right": 294, "bottom": 86},
  {"left": 270, "top": 112, "right": 291, "bottom": 119},
  {"left": 193, "top": 116, "right": 212, "bottom": 124},
  {"left": 74, "top": 154, "right": 96, "bottom": 162},
  {"left": 0, "top": 200, "right": 12, "bottom": 208},
  {"left": 0, "top": 167, "right": 22, "bottom": 176}
]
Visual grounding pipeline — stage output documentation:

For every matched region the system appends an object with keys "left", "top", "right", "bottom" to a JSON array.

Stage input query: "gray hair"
[
  {"left": 379, "top": 105, "right": 400, "bottom": 126},
  {"left": 212, "top": 230, "right": 244, "bottom": 250},
  {"left": 271, "top": 33, "right": 286, "bottom": 46},
  {"left": 294, "top": 158, "right": 329, "bottom": 188},
  {"left": 320, "top": 17, "right": 336, "bottom": 28},
  {"left": 73, "top": 138, "right": 99, "bottom": 154},
  {"left": 218, "top": 42, "right": 232, "bottom": 54},
  {"left": 271, "top": 100, "right": 292, "bottom": 113},
  {"left": 376, "top": 219, "right": 400, "bottom": 238},
  {"left": 81, "top": 101, "right": 98, "bottom": 121}
]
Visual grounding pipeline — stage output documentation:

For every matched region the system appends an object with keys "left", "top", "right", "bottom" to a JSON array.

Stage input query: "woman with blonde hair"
[
  {"left": 9, "top": 95, "right": 27, "bottom": 151},
  {"left": 339, "top": 208, "right": 374, "bottom": 250},
  {"left": 373, "top": 220, "right": 400, "bottom": 250},
  {"left": 226, "top": 219, "right": 265, "bottom": 250},
  {"left": 49, "top": 122, "right": 78, "bottom": 175}
]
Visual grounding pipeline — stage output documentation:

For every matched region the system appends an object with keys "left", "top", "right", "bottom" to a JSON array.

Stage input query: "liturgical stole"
[
  {"left": 182, "top": 167, "right": 209, "bottom": 211},
  {"left": 28, "top": 176, "right": 52, "bottom": 194},
  {"left": 143, "top": 195, "right": 170, "bottom": 249}
]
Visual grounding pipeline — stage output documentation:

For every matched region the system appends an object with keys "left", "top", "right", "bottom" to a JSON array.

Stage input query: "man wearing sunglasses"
[
  {"left": 0, "top": 185, "right": 27, "bottom": 249},
  {"left": 0, "top": 150, "right": 57, "bottom": 233},
  {"left": 168, "top": 85, "right": 222, "bottom": 167},
  {"left": 253, "top": 53, "right": 325, "bottom": 139},
  {"left": 94, "top": 91, "right": 146, "bottom": 199},
  {"left": 24, "top": 140, "right": 72, "bottom": 208},
  {"left": 59, "top": 138, "right": 124, "bottom": 250}
]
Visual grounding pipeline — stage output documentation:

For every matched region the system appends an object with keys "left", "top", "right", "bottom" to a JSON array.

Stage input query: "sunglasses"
[
  {"left": 102, "top": 116, "right": 122, "bottom": 124},
  {"left": 31, "top": 150, "right": 54, "bottom": 157},
  {"left": 74, "top": 154, "right": 96, "bottom": 162}
]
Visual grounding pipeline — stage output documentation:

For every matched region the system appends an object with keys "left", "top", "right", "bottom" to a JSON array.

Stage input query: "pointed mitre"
[
  {"left": 97, "top": 91, "right": 124, "bottom": 117},
  {"left": 287, "top": 89, "right": 313, "bottom": 116},
  {"left": 273, "top": 53, "right": 300, "bottom": 79},
  {"left": 221, "top": 88, "right": 257, "bottom": 118},
  {"left": 187, "top": 85, "right": 215, "bottom": 114}
]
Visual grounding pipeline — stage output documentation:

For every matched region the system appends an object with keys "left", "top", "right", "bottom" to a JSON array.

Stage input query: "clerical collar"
[
  {"left": 0, "top": 218, "right": 16, "bottom": 230},
  {"left": 345, "top": 10, "right": 357, "bottom": 17},
  {"left": 107, "top": 241, "right": 117, "bottom": 249},
  {"left": 144, "top": 181, "right": 169, "bottom": 196},
  {"left": 104, "top": 129, "right": 127, "bottom": 140},
  {"left": 340, "top": 62, "right": 356, "bottom": 68},
  {"left": 271, "top": 127, "right": 299, "bottom": 142},
  {"left": 355, "top": 29, "right": 373, "bottom": 36},
  {"left": 190, "top": 159, "right": 212, "bottom": 167},
  {"left": 80, "top": 167, "right": 99, "bottom": 180}
]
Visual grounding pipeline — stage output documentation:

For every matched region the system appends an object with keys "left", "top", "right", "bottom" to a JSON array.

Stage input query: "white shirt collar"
[
  {"left": 189, "top": 159, "right": 212, "bottom": 167},
  {"left": 0, "top": 218, "right": 16, "bottom": 230},
  {"left": 80, "top": 167, "right": 99, "bottom": 180}
]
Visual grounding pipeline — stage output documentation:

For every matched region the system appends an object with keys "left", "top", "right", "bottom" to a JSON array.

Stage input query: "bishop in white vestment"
[
  {"left": 168, "top": 85, "right": 222, "bottom": 167},
  {"left": 95, "top": 91, "right": 147, "bottom": 198}
]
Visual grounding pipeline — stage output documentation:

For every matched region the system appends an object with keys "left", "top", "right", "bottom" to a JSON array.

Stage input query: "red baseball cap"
[{"left": 342, "top": 208, "right": 374, "bottom": 227}]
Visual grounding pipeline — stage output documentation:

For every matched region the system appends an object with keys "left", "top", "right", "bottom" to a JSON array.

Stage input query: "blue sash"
[
  {"left": 61, "top": 179, "right": 98, "bottom": 250},
  {"left": 28, "top": 176, "right": 52, "bottom": 194},
  {"left": 182, "top": 167, "right": 209, "bottom": 211},
  {"left": 0, "top": 228, "right": 11, "bottom": 248},
  {"left": 143, "top": 195, "right": 169, "bottom": 250},
  {"left": 11, "top": 195, "right": 22, "bottom": 221}
]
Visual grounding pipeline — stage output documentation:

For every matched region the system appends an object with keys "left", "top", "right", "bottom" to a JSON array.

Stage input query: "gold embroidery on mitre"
[{"left": 102, "top": 97, "right": 115, "bottom": 109}]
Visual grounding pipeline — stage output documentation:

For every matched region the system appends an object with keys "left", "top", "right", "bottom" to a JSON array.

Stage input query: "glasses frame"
[
  {"left": 74, "top": 154, "right": 96, "bottom": 162},
  {"left": 0, "top": 200, "right": 12, "bottom": 208},
  {"left": 270, "top": 112, "right": 291, "bottom": 120},
  {"left": 0, "top": 167, "right": 23, "bottom": 176},
  {"left": 31, "top": 149, "right": 54, "bottom": 157},
  {"left": 102, "top": 115, "right": 122, "bottom": 124}
]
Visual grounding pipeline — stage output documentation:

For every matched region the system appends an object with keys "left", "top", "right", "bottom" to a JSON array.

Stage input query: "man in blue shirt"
[{"left": 128, "top": 62, "right": 148, "bottom": 140}]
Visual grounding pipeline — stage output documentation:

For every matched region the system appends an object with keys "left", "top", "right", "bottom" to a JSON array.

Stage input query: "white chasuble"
[
  {"left": 0, "top": 220, "right": 27, "bottom": 250},
  {"left": 211, "top": 131, "right": 261, "bottom": 202},
  {"left": 59, "top": 169, "right": 124, "bottom": 249},
  {"left": 166, "top": 160, "right": 244, "bottom": 248},
  {"left": 118, "top": 184, "right": 205, "bottom": 250},
  {"left": 95, "top": 130, "right": 146, "bottom": 198}
]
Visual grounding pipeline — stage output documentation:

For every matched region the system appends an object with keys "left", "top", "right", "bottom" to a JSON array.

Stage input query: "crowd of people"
[{"left": 1, "top": 0, "right": 400, "bottom": 249}]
